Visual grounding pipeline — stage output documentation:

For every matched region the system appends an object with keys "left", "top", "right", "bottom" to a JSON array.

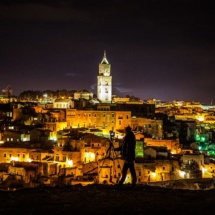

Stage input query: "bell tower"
[{"left": 97, "top": 51, "right": 112, "bottom": 103}]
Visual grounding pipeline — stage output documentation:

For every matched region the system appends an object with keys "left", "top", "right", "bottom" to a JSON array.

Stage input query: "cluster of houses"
[{"left": 0, "top": 97, "right": 215, "bottom": 190}]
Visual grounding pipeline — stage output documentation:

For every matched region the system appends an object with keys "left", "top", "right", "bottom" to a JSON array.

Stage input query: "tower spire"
[
  {"left": 97, "top": 51, "right": 112, "bottom": 103},
  {"left": 101, "top": 50, "right": 109, "bottom": 64}
]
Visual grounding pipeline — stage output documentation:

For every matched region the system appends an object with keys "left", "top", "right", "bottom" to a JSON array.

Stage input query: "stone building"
[
  {"left": 144, "top": 138, "right": 181, "bottom": 154},
  {"left": 66, "top": 109, "right": 132, "bottom": 136},
  {"left": 97, "top": 51, "right": 112, "bottom": 103},
  {"left": 53, "top": 98, "right": 74, "bottom": 109},
  {"left": 74, "top": 89, "right": 93, "bottom": 100}
]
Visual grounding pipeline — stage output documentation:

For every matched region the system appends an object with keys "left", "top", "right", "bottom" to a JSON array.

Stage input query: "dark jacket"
[{"left": 116, "top": 130, "right": 136, "bottom": 162}]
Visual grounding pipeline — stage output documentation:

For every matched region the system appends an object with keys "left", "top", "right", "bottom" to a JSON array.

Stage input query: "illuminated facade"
[
  {"left": 74, "top": 90, "right": 93, "bottom": 100},
  {"left": 144, "top": 138, "right": 181, "bottom": 154},
  {"left": 131, "top": 118, "right": 163, "bottom": 139},
  {"left": 53, "top": 98, "right": 74, "bottom": 109},
  {"left": 53, "top": 146, "right": 81, "bottom": 168},
  {"left": 97, "top": 51, "right": 112, "bottom": 103},
  {"left": 43, "top": 121, "right": 67, "bottom": 141},
  {"left": 0, "top": 147, "right": 31, "bottom": 163},
  {"left": 66, "top": 109, "right": 131, "bottom": 135}
]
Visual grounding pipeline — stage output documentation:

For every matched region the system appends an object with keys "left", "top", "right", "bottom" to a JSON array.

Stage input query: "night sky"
[{"left": 1, "top": 0, "right": 215, "bottom": 104}]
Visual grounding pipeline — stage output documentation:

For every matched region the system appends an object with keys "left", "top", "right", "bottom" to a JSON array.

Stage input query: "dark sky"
[{"left": 1, "top": 0, "right": 215, "bottom": 104}]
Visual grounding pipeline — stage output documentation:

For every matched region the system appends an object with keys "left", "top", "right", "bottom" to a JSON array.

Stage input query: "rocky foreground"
[{"left": 0, "top": 182, "right": 215, "bottom": 215}]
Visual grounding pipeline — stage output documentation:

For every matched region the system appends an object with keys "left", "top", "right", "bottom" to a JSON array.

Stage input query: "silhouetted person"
[{"left": 116, "top": 126, "right": 137, "bottom": 187}]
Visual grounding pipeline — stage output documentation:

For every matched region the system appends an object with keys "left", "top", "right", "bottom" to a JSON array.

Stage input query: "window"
[
  {"left": 23, "top": 154, "right": 25, "bottom": 158},
  {"left": 56, "top": 155, "right": 59, "bottom": 161},
  {"left": 4, "top": 154, "right": 6, "bottom": 158}
]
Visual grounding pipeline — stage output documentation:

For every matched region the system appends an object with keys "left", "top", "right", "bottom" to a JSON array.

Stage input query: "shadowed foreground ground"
[{"left": 0, "top": 184, "right": 215, "bottom": 215}]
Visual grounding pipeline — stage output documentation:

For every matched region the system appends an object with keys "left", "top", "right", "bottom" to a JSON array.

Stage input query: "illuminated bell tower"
[{"left": 97, "top": 51, "right": 112, "bottom": 103}]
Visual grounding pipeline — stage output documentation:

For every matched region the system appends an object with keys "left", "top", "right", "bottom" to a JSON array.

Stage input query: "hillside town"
[{"left": 1, "top": 52, "right": 215, "bottom": 190}]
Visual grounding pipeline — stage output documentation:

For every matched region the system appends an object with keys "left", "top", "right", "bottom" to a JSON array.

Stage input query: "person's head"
[{"left": 125, "top": 126, "right": 132, "bottom": 133}]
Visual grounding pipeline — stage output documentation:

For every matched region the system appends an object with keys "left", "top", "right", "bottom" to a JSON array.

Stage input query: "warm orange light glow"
[
  {"left": 152, "top": 172, "right": 156, "bottom": 178},
  {"left": 179, "top": 170, "right": 185, "bottom": 178},
  {"left": 85, "top": 152, "right": 95, "bottom": 162},
  {"left": 202, "top": 167, "right": 206, "bottom": 174},
  {"left": 50, "top": 135, "right": 57, "bottom": 141},
  {"left": 27, "top": 158, "right": 32, "bottom": 162},
  {"left": 197, "top": 116, "right": 204, "bottom": 121},
  {"left": 67, "top": 160, "right": 73, "bottom": 167},
  {"left": 10, "top": 156, "right": 19, "bottom": 162}
]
